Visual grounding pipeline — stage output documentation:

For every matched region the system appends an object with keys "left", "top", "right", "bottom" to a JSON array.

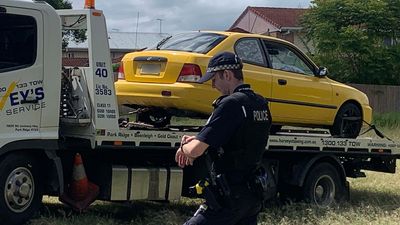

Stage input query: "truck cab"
[{"left": 0, "top": 0, "right": 61, "bottom": 150}]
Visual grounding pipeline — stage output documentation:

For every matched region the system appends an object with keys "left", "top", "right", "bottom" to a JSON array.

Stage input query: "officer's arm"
[{"left": 181, "top": 139, "right": 209, "bottom": 158}]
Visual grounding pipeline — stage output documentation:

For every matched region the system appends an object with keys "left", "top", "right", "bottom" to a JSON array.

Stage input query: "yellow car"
[{"left": 115, "top": 31, "right": 372, "bottom": 138}]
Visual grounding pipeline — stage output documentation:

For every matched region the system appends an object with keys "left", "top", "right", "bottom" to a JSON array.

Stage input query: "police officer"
[{"left": 175, "top": 52, "right": 271, "bottom": 225}]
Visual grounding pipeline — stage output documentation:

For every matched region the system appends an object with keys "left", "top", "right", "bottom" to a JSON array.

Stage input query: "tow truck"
[{"left": 1, "top": 1, "right": 399, "bottom": 224}]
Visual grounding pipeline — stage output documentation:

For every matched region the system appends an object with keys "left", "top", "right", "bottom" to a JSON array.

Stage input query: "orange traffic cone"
[
  {"left": 60, "top": 153, "right": 99, "bottom": 212},
  {"left": 69, "top": 153, "right": 89, "bottom": 200}
]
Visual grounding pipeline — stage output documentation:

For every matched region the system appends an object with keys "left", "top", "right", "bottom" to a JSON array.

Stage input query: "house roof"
[
  {"left": 66, "top": 31, "right": 170, "bottom": 50},
  {"left": 62, "top": 58, "right": 88, "bottom": 67},
  {"left": 62, "top": 57, "right": 122, "bottom": 67},
  {"left": 230, "top": 6, "right": 308, "bottom": 30},
  {"left": 226, "top": 27, "right": 251, "bottom": 33}
]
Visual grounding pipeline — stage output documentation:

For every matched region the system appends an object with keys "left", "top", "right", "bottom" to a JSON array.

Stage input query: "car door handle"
[{"left": 278, "top": 79, "right": 287, "bottom": 85}]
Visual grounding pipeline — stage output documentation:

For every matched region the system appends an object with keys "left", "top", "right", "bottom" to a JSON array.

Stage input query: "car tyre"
[
  {"left": 0, "top": 153, "right": 43, "bottom": 225},
  {"left": 330, "top": 103, "right": 362, "bottom": 138},
  {"left": 136, "top": 109, "right": 171, "bottom": 128}
]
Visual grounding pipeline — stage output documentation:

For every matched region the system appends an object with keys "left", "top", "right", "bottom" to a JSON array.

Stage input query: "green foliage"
[
  {"left": 372, "top": 112, "right": 400, "bottom": 129},
  {"left": 302, "top": 0, "right": 400, "bottom": 85},
  {"left": 112, "top": 63, "right": 120, "bottom": 73},
  {"left": 43, "top": 0, "right": 86, "bottom": 49},
  {"left": 43, "top": 0, "right": 72, "bottom": 9}
]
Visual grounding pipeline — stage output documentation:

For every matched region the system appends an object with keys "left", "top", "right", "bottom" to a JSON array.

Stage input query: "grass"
[
  {"left": 373, "top": 112, "right": 400, "bottom": 130},
  {"left": 28, "top": 120, "right": 400, "bottom": 225},
  {"left": 29, "top": 164, "right": 400, "bottom": 225}
]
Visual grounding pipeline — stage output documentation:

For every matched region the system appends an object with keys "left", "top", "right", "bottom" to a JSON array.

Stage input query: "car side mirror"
[{"left": 317, "top": 67, "right": 328, "bottom": 77}]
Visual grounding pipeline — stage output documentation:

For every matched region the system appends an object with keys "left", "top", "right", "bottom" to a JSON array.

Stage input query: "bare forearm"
[{"left": 181, "top": 139, "right": 209, "bottom": 158}]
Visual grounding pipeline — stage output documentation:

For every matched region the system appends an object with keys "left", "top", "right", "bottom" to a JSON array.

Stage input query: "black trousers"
[{"left": 183, "top": 189, "right": 262, "bottom": 225}]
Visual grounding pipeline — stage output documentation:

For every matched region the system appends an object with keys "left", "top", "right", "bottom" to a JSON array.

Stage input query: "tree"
[
  {"left": 43, "top": 0, "right": 72, "bottom": 9},
  {"left": 43, "top": 0, "right": 86, "bottom": 48},
  {"left": 302, "top": 0, "right": 400, "bottom": 85}
]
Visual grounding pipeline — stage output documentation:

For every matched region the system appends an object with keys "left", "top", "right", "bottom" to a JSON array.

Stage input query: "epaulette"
[{"left": 212, "top": 95, "right": 229, "bottom": 108}]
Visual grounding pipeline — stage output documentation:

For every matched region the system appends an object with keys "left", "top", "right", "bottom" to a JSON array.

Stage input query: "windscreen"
[{"left": 153, "top": 32, "right": 226, "bottom": 54}]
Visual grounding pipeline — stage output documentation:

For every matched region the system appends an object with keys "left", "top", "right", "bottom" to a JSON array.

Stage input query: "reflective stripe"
[
  {"left": 72, "top": 164, "right": 87, "bottom": 181},
  {"left": 241, "top": 106, "right": 247, "bottom": 118}
]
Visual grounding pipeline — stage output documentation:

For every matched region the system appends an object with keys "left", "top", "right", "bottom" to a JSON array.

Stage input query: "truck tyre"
[
  {"left": 0, "top": 153, "right": 43, "bottom": 225},
  {"left": 302, "top": 162, "right": 344, "bottom": 207},
  {"left": 330, "top": 103, "right": 362, "bottom": 138}
]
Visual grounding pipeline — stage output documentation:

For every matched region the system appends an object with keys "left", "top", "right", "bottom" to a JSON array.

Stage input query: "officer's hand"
[
  {"left": 181, "top": 135, "right": 196, "bottom": 145},
  {"left": 175, "top": 148, "right": 194, "bottom": 168},
  {"left": 175, "top": 148, "right": 186, "bottom": 168}
]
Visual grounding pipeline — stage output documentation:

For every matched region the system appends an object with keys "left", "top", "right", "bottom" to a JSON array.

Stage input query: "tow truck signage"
[
  {"left": 0, "top": 81, "right": 17, "bottom": 110},
  {"left": 0, "top": 80, "right": 46, "bottom": 115},
  {"left": 268, "top": 135, "right": 400, "bottom": 153}
]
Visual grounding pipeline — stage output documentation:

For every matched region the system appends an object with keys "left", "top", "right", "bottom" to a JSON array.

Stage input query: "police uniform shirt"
[{"left": 196, "top": 84, "right": 252, "bottom": 148}]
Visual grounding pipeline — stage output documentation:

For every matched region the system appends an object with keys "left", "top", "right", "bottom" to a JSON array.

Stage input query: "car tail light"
[
  {"left": 177, "top": 63, "right": 202, "bottom": 83},
  {"left": 118, "top": 61, "right": 125, "bottom": 80}
]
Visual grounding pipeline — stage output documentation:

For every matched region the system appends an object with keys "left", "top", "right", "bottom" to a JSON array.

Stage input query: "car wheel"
[
  {"left": 136, "top": 109, "right": 171, "bottom": 128},
  {"left": 0, "top": 153, "right": 43, "bottom": 225},
  {"left": 330, "top": 103, "right": 362, "bottom": 138},
  {"left": 302, "top": 163, "right": 344, "bottom": 207}
]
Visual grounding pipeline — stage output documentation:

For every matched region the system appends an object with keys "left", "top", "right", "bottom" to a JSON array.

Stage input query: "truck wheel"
[
  {"left": 0, "top": 153, "right": 43, "bottom": 225},
  {"left": 302, "top": 162, "right": 344, "bottom": 207},
  {"left": 330, "top": 103, "right": 362, "bottom": 138},
  {"left": 136, "top": 109, "right": 171, "bottom": 127}
]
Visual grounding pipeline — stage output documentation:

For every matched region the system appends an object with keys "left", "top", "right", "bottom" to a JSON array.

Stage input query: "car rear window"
[{"left": 153, "top": 32, "right": 226, "bottom": 54}]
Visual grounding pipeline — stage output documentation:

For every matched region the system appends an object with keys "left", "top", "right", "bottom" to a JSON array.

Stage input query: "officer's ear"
[{"left": 223, "top": 70, "right": 233, "bottom": 81}]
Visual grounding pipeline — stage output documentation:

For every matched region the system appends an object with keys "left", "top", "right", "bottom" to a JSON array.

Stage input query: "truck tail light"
[
  {"left": 177, "top": 63, "right": 202, "bottom": 83},
  {"left": 118, "top": 62, "right": 125, "bottom": 80}
]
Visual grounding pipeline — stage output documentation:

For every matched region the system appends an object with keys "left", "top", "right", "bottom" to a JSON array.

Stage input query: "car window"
[
  {"left": 152, "top": 32, "right": 226, "bottom": 54},
  {"left": 235, "top": 38, "right": 266, "bottom": 66},
  {"left": 264, "top": 41, "right": 314, "bottom": 76},
  {"left": 0, "top": 13, "right": 37, "bottom": 73}
]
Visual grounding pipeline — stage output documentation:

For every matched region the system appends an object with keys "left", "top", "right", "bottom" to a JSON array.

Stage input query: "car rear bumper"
[{"left": 115, "top": 80, "right": 217, "bottom": 115}]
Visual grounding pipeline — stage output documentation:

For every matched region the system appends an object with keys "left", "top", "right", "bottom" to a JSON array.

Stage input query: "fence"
[{"left": 349, "top": 84, "right": 400, "bottom": 113}]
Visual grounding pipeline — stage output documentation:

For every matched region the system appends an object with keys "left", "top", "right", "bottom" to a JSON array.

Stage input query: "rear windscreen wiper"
[{"left": 156, "top": 35, "right": 172, "bottom": 50}]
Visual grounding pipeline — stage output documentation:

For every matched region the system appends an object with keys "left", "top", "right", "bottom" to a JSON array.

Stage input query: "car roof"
[{"left": 199, "top": 30, "right": 294, "bottom": 45}]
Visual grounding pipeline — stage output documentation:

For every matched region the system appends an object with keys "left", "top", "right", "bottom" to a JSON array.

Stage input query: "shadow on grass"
[{"left": 33, "top": 198, "right": 199, "bottom": 225}]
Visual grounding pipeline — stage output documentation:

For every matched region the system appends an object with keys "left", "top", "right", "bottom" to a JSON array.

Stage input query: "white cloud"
[{"left": 71, "top": 0, "right": 311, "bottom": 33}]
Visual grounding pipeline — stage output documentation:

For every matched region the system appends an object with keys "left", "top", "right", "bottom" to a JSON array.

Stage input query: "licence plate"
[{"left": 140, "top": 64, "right": 161, "bottom": 75}]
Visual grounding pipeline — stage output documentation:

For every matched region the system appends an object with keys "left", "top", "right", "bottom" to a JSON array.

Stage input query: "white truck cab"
[{"left": 0, "top": 0, "right": 61, "bottom": 149}]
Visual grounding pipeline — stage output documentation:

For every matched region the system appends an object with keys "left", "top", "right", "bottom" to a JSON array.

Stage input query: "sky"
[{"left": 69, "top": 0, "right": 312, "bottom": 34}]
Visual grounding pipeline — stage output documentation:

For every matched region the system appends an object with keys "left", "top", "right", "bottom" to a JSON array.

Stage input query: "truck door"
[{"left": 0, "top": 6, "right": 44, "bottom": 145}]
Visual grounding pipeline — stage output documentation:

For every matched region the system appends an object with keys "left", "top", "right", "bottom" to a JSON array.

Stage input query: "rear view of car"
[{"left": 115, "top": 32, "right": 226, "bottom": 126}]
